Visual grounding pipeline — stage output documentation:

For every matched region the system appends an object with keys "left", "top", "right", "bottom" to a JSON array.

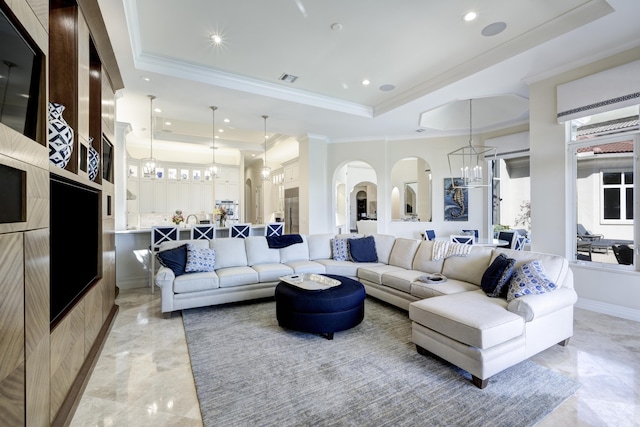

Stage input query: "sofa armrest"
[
  {"left": 507, "top": 288, "right": 578, "bottom": 322},
  {"left": 155, "top": 266, "right": 175, "bottom": 289}
]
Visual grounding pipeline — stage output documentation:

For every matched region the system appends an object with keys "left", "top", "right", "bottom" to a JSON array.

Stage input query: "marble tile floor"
[{"left": 70, "top": 287, "right": 640, "bottom": 427}]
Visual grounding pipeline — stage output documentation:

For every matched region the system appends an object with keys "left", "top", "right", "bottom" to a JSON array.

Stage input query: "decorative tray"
[{"left": 279, "top": 273, "right": 342, "bottom": 290}]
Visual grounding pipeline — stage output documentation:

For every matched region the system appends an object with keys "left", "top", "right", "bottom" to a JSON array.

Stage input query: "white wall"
[{"left": 529, "top": 46, "right": 640, "bottom": 319}]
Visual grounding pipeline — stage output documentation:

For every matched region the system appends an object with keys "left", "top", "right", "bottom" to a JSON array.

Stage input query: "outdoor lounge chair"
[{"left": 612, "top": 244, "right": 633, "bottom": 265}]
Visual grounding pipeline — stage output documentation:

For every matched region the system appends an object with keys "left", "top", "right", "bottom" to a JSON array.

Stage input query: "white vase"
[
  {"left": 48, "top": 102, "right": 74, "bottom": 168},
  {"left": 88, "top": 138, "right": 99, "bottom": 181}
]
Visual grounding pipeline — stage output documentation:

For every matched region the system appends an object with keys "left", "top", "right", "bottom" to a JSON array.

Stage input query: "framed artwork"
[{"left": 444, "top": 178, "right": 468, "bottom": 221}]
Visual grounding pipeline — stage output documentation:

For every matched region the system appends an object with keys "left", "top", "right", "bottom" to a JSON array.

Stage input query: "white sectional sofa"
[{"left": 154, "top": 233, "right": 577, "bottom": 388}]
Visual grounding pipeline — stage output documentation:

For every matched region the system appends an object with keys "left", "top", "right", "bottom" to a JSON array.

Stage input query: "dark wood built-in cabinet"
[{"left": 0, "top": 0, "right": 123, "bottom": 425}]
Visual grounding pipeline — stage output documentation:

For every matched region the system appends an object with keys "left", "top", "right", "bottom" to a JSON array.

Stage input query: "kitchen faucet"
[{"left": 185, "top": 214, "right": 198, "bottom": 225}]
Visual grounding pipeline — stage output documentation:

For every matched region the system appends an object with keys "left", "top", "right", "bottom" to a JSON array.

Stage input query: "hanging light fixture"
[
  {"left": 209, "top": 106, "right": 218, "bottom": 179},
  {"left": 141, "top": 94, "right": 158, "bottom": 179},
  {"left": 447, "top": 99, "right": 496, "bottom": 188},
  {"left": 261, "top": 115, "right": 271, "bottom": 181}
]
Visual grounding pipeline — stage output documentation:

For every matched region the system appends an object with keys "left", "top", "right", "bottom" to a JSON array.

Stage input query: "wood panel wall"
[{"left": 0, "top": 233, "right": 25, "bottom": 426}]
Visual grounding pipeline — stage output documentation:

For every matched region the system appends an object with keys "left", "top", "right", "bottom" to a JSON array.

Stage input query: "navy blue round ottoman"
[{"left": 275, "top": 275, "right": 366, "bottom": 340}]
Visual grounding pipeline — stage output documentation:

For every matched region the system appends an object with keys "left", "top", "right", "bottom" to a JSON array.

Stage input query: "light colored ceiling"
[{"left": 97, "top": 0, "right": 640, "bottom": 168}]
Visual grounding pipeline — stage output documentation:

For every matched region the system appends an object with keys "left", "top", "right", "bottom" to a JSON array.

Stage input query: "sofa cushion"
[
  {"left": 307, "top": 234, "right": 333, "bottom": 260},
  {"left": 348, "top": 236, "right": 378, "bottom": 262},
  {"left": 157, "top": 244, "right": 187, "bottom": 276},
  {"left": 410, "top": 278, "right": 479, "bottom": 299},
  {"left": 441, "top": 246, "right": 493, "bottom": 286},
  {"left": 371, "top": 234, "right": 396, "bottom": 264},
  {"left": 481, "top": 253, "right": 516, "bottom": 297},
  {"left": 409, "top": 290, "right": 524, "bottom": 349},
  {"left": 388, "top": 238, "right": 420, "bottom": 269},
  {"left": 245, "top": 236, "right": 281, "bottom": 265},
  {"left": 216, "top": 266, "right": 259, "bottom": 288},
  {"left": 412, "top": 240, "right": 445, "bottom": 274},
  {"left": 357, "top": 265, "right": 404, "bottom": 285},
  {"left": 252, "top": 263, "right": 294, "bottom": 282},
  {"left": 280, "top": 235, "right": 311, "bottom": 262},
  {"left": 381, "top": 269, "right": 426, "bottom": 293},
  {"left": 211, "top": 238, "right": 248, "bottom": 269},
  {"left": 283, "top": 260, "right": 326, "bottom": 274},
  {"left": 173, "top": 271, "right": 219, "bottom": 293},
  {"left": 506, "top": 260, "right": 558, "bottom": 302},
  {"left": 314, "top": 259, "right": 380, "bottom": 277}
]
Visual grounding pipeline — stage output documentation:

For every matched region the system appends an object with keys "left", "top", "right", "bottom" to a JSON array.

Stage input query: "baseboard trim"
[
  {"left": 117, "top": 277, "right": 148, "bottom": 289},
  {"left": 576, "top": 298, "right": 640, "bottom": 322}
]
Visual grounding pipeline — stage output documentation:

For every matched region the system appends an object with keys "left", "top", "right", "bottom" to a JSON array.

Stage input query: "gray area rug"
[{"left": 182, "top": 298, "right": 580, "bottom": 427}]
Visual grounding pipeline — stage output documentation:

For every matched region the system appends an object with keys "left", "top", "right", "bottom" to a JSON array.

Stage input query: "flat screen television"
[
  {"left": 0, "top": 4, "right": 42, "bottom": 139},
  {"left": 50, "top": 176, "right": 100, "bottom": 325}
]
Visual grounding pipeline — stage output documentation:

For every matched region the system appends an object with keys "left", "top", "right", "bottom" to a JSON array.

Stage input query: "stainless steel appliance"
[{"left": 284, "top": 188, "right": 299, "bottom": 234}]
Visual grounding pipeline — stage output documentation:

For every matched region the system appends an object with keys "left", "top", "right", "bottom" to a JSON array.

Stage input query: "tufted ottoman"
[{"left": 275, "top": 275, "right": 366, "bottom": 340}]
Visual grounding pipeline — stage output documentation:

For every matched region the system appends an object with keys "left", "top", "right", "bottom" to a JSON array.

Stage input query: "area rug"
[{"left": 182, "top": 298, "right": 580, "bottom": 427}]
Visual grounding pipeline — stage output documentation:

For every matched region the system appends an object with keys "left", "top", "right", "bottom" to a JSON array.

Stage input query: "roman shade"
[{"left": 557, "top": 60, "right": 640, "bottom": 123}]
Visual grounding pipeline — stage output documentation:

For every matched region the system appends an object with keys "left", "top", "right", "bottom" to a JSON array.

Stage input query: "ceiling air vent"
[{"left": 279, "top": 73, "right": 298, "bottom": 84}]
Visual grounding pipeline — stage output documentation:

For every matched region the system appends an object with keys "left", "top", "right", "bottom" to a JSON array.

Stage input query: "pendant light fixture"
[
  {"left": 209, "top": 106, "right": 218, "bottom": 179},
  {"left": 447, "top": 99, "right": 496, "bottom": 188},
  {"left": 261, "top": 115, "right": 271, "bottom": 181},
  {"left": 141, "top": 94, "right": 158, "bottom": 179}
]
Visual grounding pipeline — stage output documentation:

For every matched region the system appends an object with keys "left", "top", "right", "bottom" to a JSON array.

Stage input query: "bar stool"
[
  {"left": 265, "top": 223, "right": 284, "bottom": 237},
  {"left": 191, "top": 224, "right": 215, "bottom": 240},
  {"left": 150, "top": 225, "right": 179, "bottom": 293},
  {"left": 230, "top": 223, "right": 251, "bottom": 238}
]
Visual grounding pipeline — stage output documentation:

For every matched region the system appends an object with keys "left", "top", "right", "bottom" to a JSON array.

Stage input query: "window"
[
  {"left": 602, "top": 171, "right": 633, "bottom": 221},
  {"left": 570, "top": 105, "right": 638, "bottom": 268}
]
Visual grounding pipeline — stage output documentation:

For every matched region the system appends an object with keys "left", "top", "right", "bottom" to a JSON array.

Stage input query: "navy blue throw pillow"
[
  {"left": 348, "top": 236, "right": 378, "bottom": 263},
  {"left": 481, "top": 253, "right": 516, "bottom": 298},
  {"left": 157, "top": 244, "right": 188, "bottom": 276}
]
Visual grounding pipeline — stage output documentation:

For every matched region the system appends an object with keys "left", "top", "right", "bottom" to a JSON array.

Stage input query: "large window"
[{"left": 570, "top": 106, "right": 638, "bottom": 268}]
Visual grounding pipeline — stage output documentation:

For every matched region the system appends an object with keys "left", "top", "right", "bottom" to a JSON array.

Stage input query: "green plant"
[{"left": 514, "top": 201, "right": 531, "bottom": 231}]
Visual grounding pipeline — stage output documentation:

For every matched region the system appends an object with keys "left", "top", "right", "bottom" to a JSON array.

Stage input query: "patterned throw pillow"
[
  {"left": 481, "top": 253, "right": 516, "bottom": 298},
  {"left": 506, "top": 260, "right": 557, "bottom": 302},
  {"left": 332, "top": 238, "right": 350, "bottom": 261},
  {"left": 185, "top": 243, "right": 216, "bottom": 273}
]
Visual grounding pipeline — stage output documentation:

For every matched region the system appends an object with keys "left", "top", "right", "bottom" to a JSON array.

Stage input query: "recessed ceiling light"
[
  {"left": 224, "top": 118, "right": 230, "bottom": 123},
  {"left": 379, "top": 84, "right": 395, "bottom": 92},
  {"left": 218, "top": 129, "right": 224, "bottom": 133},
  {"left": 165, "top": 121, "right": 171, "bottom": 126},
  {"left": 154, "top": 108, "right": 162, "bottom": 113},
  {"left": 482, "top": 22, "right": 507, "bottom": 36},
  {"left": 210, "top": 34, "right": 223, "bottom": 44},
  {"left": 362, "top": 79, "right": 370, "bottom": 86},
  {"left": 140, "top": 76, "right": 151, "bottom": 82},
  {"left": 330, "top": 23, "right": 343, "bottom": 31},
  {"left": 463, "top": 11, "right": 477, "bottom": 22}
]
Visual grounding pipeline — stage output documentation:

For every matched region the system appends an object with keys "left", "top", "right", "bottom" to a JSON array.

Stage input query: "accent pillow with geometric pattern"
[
  {"left": 185, "top": 243, "right": 216, "bottom": 273},
  {"left": 506, "top": 260, "right": 557, "bottom": 302},
  {"left": 332, "top": 238, "right": 350, "bottom": 261}
]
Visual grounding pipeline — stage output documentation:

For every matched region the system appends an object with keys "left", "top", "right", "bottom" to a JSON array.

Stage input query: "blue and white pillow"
[
  {"left": 506, "top": 260, "right": 557, "bottom": 302},
  {"left": 332, "top": 238, "right": 350, "bottom": 261},
  {"left": 185, "top": 243, "right": 216, "bottom": 273}
]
